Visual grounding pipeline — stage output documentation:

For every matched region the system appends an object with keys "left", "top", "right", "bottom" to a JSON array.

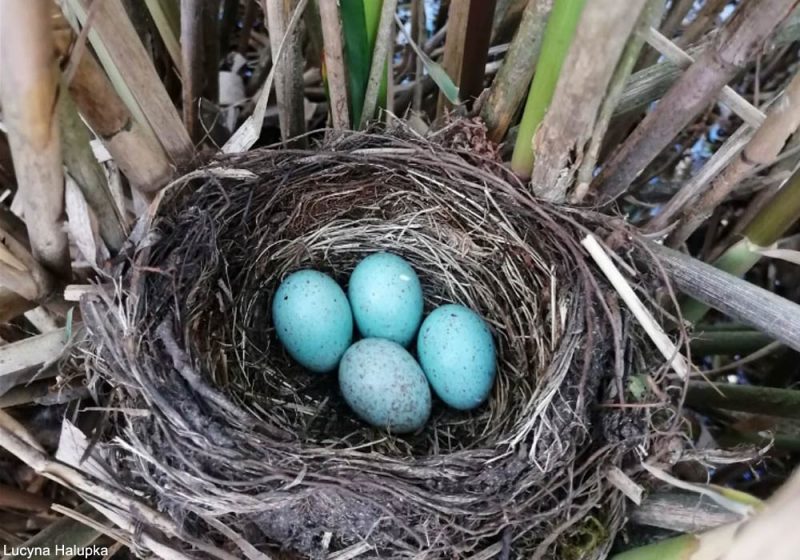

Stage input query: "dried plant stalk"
[
  {"left": 318, "top": 1, "right": 350, "bottom": 129},
  {"left": 181, "top": 0, "right": 205, "bottom": 142},
  {"left": 436, "top": 0, "right": 470, "bottom": 118},
  {"left": 53, "top": 30, "right": 172, "bottom": 194},
  {"left": 531, "top": 0, "right": 647, "bottom": 202},
  {"left": 593, "top": 0, "right": 797, "bottom": 202},
  {"left": 481, "top": 0, "right": 553, "bottom": 142},
  {"left": 57, "top": 88, "right": 127, "bottom": 253},
  {"left": 65, "top": 0, "right": 194, "bottom": 166},
  {"left": 265, "top": 0, "right": 306, "bottom": 144},
  {"left": 668, "top": 71, "right": 800, "bottom": 245},
  {"left": 0, "top": 0, "right": 70, "bottom": 278}
]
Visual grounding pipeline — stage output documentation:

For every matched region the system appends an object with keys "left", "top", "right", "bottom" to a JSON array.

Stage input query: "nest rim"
[{"left": 76, "top": 128, "right": 668, "bottom": 559}]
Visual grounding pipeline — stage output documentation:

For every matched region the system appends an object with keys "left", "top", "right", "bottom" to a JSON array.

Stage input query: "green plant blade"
[
  {"left": 340, "top": 0, "right": 370, "bottom": 125},
  {"left": 396, "top": 14, "right": 460, "bottom": 104}
]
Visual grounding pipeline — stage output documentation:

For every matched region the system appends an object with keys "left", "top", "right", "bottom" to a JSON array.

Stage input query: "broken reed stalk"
[
  {"left": 617, "top": 466, "right": 800, "bottom": 560},
  {"left": 0, "top": 289, "right": 35, "bottom": 323},
  {"left": 53, "top": 31, "right": 172, "bottom": 194},
  {"left": 530, "top": 0, "right": 647, "bottom": 202},
  {"left": 57, "top": 87, "right": 127, "bottom": 253},
  {"left": 593, "top": 0, "right": 797, "bottom": 202},
  {"left": 717, "top": 161, "right": 800, "bottom": 255},
  {"left": 0, "top": 225, "right": 61, "bottom": 308},
  {"left": 0, "top": 0, "right": 71, "bottom": 278},
  {"left": 668, "top": 71, "right": 800, "bottom": 246},
  {"left": 458, "top": 0, "right": 498, "bottom": 105},
  {"left": 650, "top": 243, "right": 800, "bottom": 350},
  {"left": 435, "top": 0, "right": 470, "bottom": 118},
  {"left": 265, "top": 0, "right": 307, "bottom": 144},
  {"left": 630, "top": 491, "right": 742, "bottom": 534},
  {"left": 144, "top": 0, "right": 182, "bottom": 70},
  {"left": 318, "top": 1, "right": 350, "bottom": 129},
  {"left": 64, "top": 0, "right": 194, "bottom": 167},
  {"left": 181, "top": 0, "right": 205, "bottom": 142},
  {"left": 644, "top": 123, "right": 756, "bottom": 235},
  {"left": 481, "top": 0, "right": 553, "bottom": 142},
  {"left": 681, "top": 163, "right": 800, "bottom": 324},
  {"left": 510, "top": 0, "right": 586, "bottom": 178},
  {"left": 642, "top": 26, "right": 765, "bottom": 127},
  {"left": 360, "top": 0, "right": 399, "bottom": 128},
  {"left": 573, "top": 0, "right": 664, "bottom": 203}
]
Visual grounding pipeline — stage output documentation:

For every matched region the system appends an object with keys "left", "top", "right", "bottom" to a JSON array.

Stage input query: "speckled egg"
[
  {"left": 339, "top": 338, "right": 431, "bottom": 433},
  {"left": 272, "top": 269, "right": 353, "bottom": 373},
  {"left": 347, "top": 252, "right": 424, "bottom": 347},
  {"left": 417, "top": 304, "right": 496, "bottom": 410}
]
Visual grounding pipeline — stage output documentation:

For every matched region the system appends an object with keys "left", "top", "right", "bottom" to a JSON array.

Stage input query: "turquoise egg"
[
  {"left": 272, "top": 270, "right": 353, "bottom": 373},
  {"left": 417, "top": 304, "right": 496, "bottom": 410},
  {"left": 347, "top": 252, "right": 424, "bottom": 347},
  {"left": 339, "top": 338, "right": 431, "bottom": 433}
]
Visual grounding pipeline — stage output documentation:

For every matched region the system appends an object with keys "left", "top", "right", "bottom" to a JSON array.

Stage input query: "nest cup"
[{"left": 78, "top": 131, "right": 662, "bottom": 559}]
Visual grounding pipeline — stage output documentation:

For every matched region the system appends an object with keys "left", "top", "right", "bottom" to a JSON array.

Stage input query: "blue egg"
[
  {"left": 272, "top": 270, "right": 353, "bottom": 372},
  {"left": 417, "top": 304, "right": 496, "bottom": 410},
  {"left": 348, "top": 252, "right": 424, "bottom": 347},
  {"left": 339, "top": 338, "right": 431, "bottom": 433}
]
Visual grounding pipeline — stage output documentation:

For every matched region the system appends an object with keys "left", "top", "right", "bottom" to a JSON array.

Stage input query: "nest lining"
[{"left": 77, "top": 130, "right": 668, "bottom": 559}]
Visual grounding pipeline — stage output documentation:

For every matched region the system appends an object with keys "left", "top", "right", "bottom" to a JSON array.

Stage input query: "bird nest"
[{"left": 75, "top": 129, "right": 675, "bottom": 559}]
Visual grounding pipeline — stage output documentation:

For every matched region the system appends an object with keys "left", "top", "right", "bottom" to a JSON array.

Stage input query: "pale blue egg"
[
  {"left": 348, "top": 252, "right": 424, "bottom": 347},
  {"left": 417, "top": 304, "right": 496, "bottom": 410},
  {"left": 272, "top": 270, "right": 353, "bottom": 373},
  {"left": 339, "top": 338, "right": 431, "bottom": 433}
]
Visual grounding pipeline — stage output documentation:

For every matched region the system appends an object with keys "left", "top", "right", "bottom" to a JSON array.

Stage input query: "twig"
[{"left": 582, "top": 234, "right": 690, "bottom": 379}]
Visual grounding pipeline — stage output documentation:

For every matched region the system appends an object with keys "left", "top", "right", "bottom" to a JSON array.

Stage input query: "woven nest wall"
[{"left": 76, "top": 130, "right": 672, "bottom": 559}]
